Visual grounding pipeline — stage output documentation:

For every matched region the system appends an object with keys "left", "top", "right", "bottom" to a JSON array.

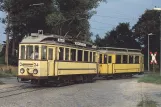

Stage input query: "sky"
[{"left": 0, "top": 0, "right": 161, "bottom": 43}]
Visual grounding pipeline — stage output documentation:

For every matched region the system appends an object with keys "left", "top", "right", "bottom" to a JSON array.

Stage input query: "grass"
[
  {"left": 0, "top": 64, "right": 18, "bottom": 77},
  {"left": 0, "top": 80, "right": 4, "bottom": 85},
  {"left": 137, "top": 100, "right": 158, "bottom": 107},
  {"left": 138, "top": 73, "right": 161, "bottom": 84},
  {"left": 0, "top": 71, "right": 17, "bottom": 77}
]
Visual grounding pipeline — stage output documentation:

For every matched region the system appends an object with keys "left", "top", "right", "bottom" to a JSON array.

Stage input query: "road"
[{"left": 0, "top": 76, "right": 161, "bottom": 107}]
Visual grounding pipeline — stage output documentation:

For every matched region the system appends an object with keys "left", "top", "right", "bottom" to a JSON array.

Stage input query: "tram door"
[
  {"left": 101, "top": 54, "right": 108, "bottom": 74},
  {"left": 107, "top": 55, "right": 113, "bottom": 74},
  {"left": 47, "top": 47, "right": 55, "bottom": 76}
]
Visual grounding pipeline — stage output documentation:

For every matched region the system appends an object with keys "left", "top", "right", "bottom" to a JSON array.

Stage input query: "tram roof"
[
  {"left": 98, "top": 47, "right": 142, "bottom": 55},
  {"left": 98, "top": 50, "right": 142, "bottom": 55},
  {"left": 20, "top": 33, "right": 97, "bottom": 49}
]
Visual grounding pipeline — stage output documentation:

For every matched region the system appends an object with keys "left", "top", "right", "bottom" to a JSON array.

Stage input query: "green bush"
[{"left": 0, "top": 56, "right": 5, "bottom": 64}]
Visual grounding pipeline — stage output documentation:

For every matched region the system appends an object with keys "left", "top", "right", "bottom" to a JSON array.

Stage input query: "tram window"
[
  {"left": 34, "top": 46, "right": 39, "bottom": 60},
  {"left": 108, "top": 56, "right": 112, "bottom": 63},
  {"left": 116, "top": 55, "right": 121, "bottom": 63},
  {"left": 71, "top": 49, "right": 76, "bottom": 61},
  {"left": 99, "top": 54, "right": 102, "bottom": 63},
  {"left": 90, "top": 52, "right": 92, "bottom": 62},
  {"left": 78, "top": 50, "right": 83, "bottom": 61},
  {"left": 21, "top": 45, "right": 25, "bottom": 59},
  {"left": 65, "top": 48, "right": 69, "bottom": 60},
  {"left": 123, "top": 55, "right": 127, "bottom": 63},
  {"left": 48, "top": 48, "right": 53, "bottom": 60},
  {"left": 59, "top": 47, "right": 64, "bottom": 60},
  {"left": 93, "top": 52, "right": 96, "bottom": 62},
  {"left": 104, "top": 55, "right": 107, "bottom": 64},
  {"left": 84, "top": 51, "right": 88, "bottom": 62},
  {"left": 26, "top": 45, "right": 33, "bottom": 59},
  {"left": 41, "top": 46, "right": 47, "bottom": 60},
  {"left": 129, "top": 55, "right": 133, "bottom": 63},
  {"left": 135, "top": 56, "right": 139, "bottom": 64}
]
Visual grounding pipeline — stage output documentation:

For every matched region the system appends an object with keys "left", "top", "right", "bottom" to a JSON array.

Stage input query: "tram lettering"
[{"left": 75, "top": 42, "right": 86, "bottom": 47}]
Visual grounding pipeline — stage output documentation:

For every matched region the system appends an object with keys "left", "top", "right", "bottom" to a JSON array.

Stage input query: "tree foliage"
[
  {"left": 94, "top": 22, "right": 140, "bottom": 49},
  {"left": 0, "top": 0, "right": 106, "bottom": 63},
  {"left": 46, "top": 0, "right": 106, "bottom": 41},
  {"left": 132, "top": 9, "right": 160, "bottom": 69}
]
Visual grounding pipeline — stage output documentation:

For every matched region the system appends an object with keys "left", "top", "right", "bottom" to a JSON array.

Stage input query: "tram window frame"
[
  {"left": 78, "top": 50, "right": 83, "bottom": 61},
  {"left": 93, "top": 52, "right": 96, "bottom": 62},
  {"left": 84, "top": 51, "right": 89, "bottom": 62},
  {"left": 48, "top": 48, "right": 53, "bottom": 60},
  {"left": 108, "top": 56, "right": 112, "bottom": 63},
  {"left": 135, "top": 56, "right": 139, "bottom": 64},
  {"left": 65, "top": 48, "right": 69, "bottom": 61},
  {"left": 104, "top": 54, "right": 107, "bottom": 64},
  {"left": 123, "top": 55, "right": 127, "bottom": 64},
  {"left": 59, "top": 47, "right": 64, "bottom": 60},
  {"left": 26, "top": 45, "right": 33, "bottom": 59},
  {"left": 116, "top": 55, "right": 121, "bottom": 64},
  {"left": 99, "top": 54, "right": 102, "bottom": 63},
  {"left": 71, "top": 49, "right": 76, "bottom": 61},
  {"left": 129, "top": 55, "right": 133, "bottom": 64},
  {"left": 90, "top": 52, "right": 92, "bottom": 62},
  {"left": 34, "top": 45, "right": 39, "bottom": 60},
  {"left": 21, "top": 45, "right": 25, "bottom": 59},
  {"left": 41, "top": 46, "right": 47, "bottom": 60}
]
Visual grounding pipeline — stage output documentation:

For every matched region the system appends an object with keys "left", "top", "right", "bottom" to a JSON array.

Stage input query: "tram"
[
  {"left": 17, "top": 31, "right": 144, "bottom": 85},
  {"left": 18, "top": 31, "right": 98, "bottom": 85},
  {"left": 98, "top": 47, "right": 144, "bottom": 78}
]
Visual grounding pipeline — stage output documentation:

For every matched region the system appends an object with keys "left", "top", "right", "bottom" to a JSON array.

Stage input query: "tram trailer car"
[
  {"left": 18, "top": 32, "right": 98, "bottom": 85},
  {"left": 98, "top": 47, "right": 144, "bottom": 78}
]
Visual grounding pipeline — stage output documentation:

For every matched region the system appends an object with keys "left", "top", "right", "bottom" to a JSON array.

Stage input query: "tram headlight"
[
  {"left": 33, "top": 69, "right": 38, "bottom": 74},
  {"left": 20, "top": 68, "right": 25, "bottom": 74}
]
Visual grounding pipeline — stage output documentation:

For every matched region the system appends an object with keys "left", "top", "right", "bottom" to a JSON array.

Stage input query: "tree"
[
  {"left": 0, "top": 0, "right": 55, "bottom": 64},
  {"left": 46, "top": 0, "right": 106, "bottom": 41},
  {"left": 0, "top": 0, "right": 106, "bottom": 65},
  {"left": 95, "top": 23, "right": 140, "bottom": 49},
  {"left": 132, "top": 9, "right": 160, "bottom": 70}
]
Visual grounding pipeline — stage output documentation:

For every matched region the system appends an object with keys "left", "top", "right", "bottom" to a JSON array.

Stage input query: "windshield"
[{"left": 20, "top": 45, "right": 40, "bottom": 60}]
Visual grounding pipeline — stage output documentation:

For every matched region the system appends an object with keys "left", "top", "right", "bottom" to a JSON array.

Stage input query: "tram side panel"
[
  {"left": 98, "top": 53, "right": 144, "bottom": 76},
  {"left": 54, "top": 61, "right": 97, "bottom": 76}
]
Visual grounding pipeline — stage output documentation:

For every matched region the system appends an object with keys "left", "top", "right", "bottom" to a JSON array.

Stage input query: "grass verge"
[
  {"left": 138, "top": 73, "right": 161, "bottom": 84},
  {"left": 0, "top": 81, "right": 4, "bottom": 85},
  {"left": 0, "top": 70, "right": 17, "bottom": 77}
]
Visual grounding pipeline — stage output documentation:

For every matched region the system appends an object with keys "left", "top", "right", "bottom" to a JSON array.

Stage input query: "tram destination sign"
[
  {"left": 58, "top": 38, "right": 65, "bottom": 43},
  {"left": 75, "top": 42, "right": 86, "bottom": 47}
]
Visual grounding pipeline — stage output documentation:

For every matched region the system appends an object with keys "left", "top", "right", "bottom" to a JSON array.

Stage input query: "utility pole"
[
  {"left": 147, "top": 33, "right": 154, "bottom": 72},
  {"left": 148, "top": 34, "right": 149, "bottom": 72},
  {"left": 5, "top": 12, "right": 10, "bottom": 69}
]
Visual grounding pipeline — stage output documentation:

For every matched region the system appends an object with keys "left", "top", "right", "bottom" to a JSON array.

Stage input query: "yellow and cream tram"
[
  {"left": 98, "top": 47, "right": 144, "bottom": 78},
  {"left": 18, "top": 32, "right": 98, "bottom": 85},
  {"left": 17, "top": 31, "right": 144, "bottom": 85}
]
